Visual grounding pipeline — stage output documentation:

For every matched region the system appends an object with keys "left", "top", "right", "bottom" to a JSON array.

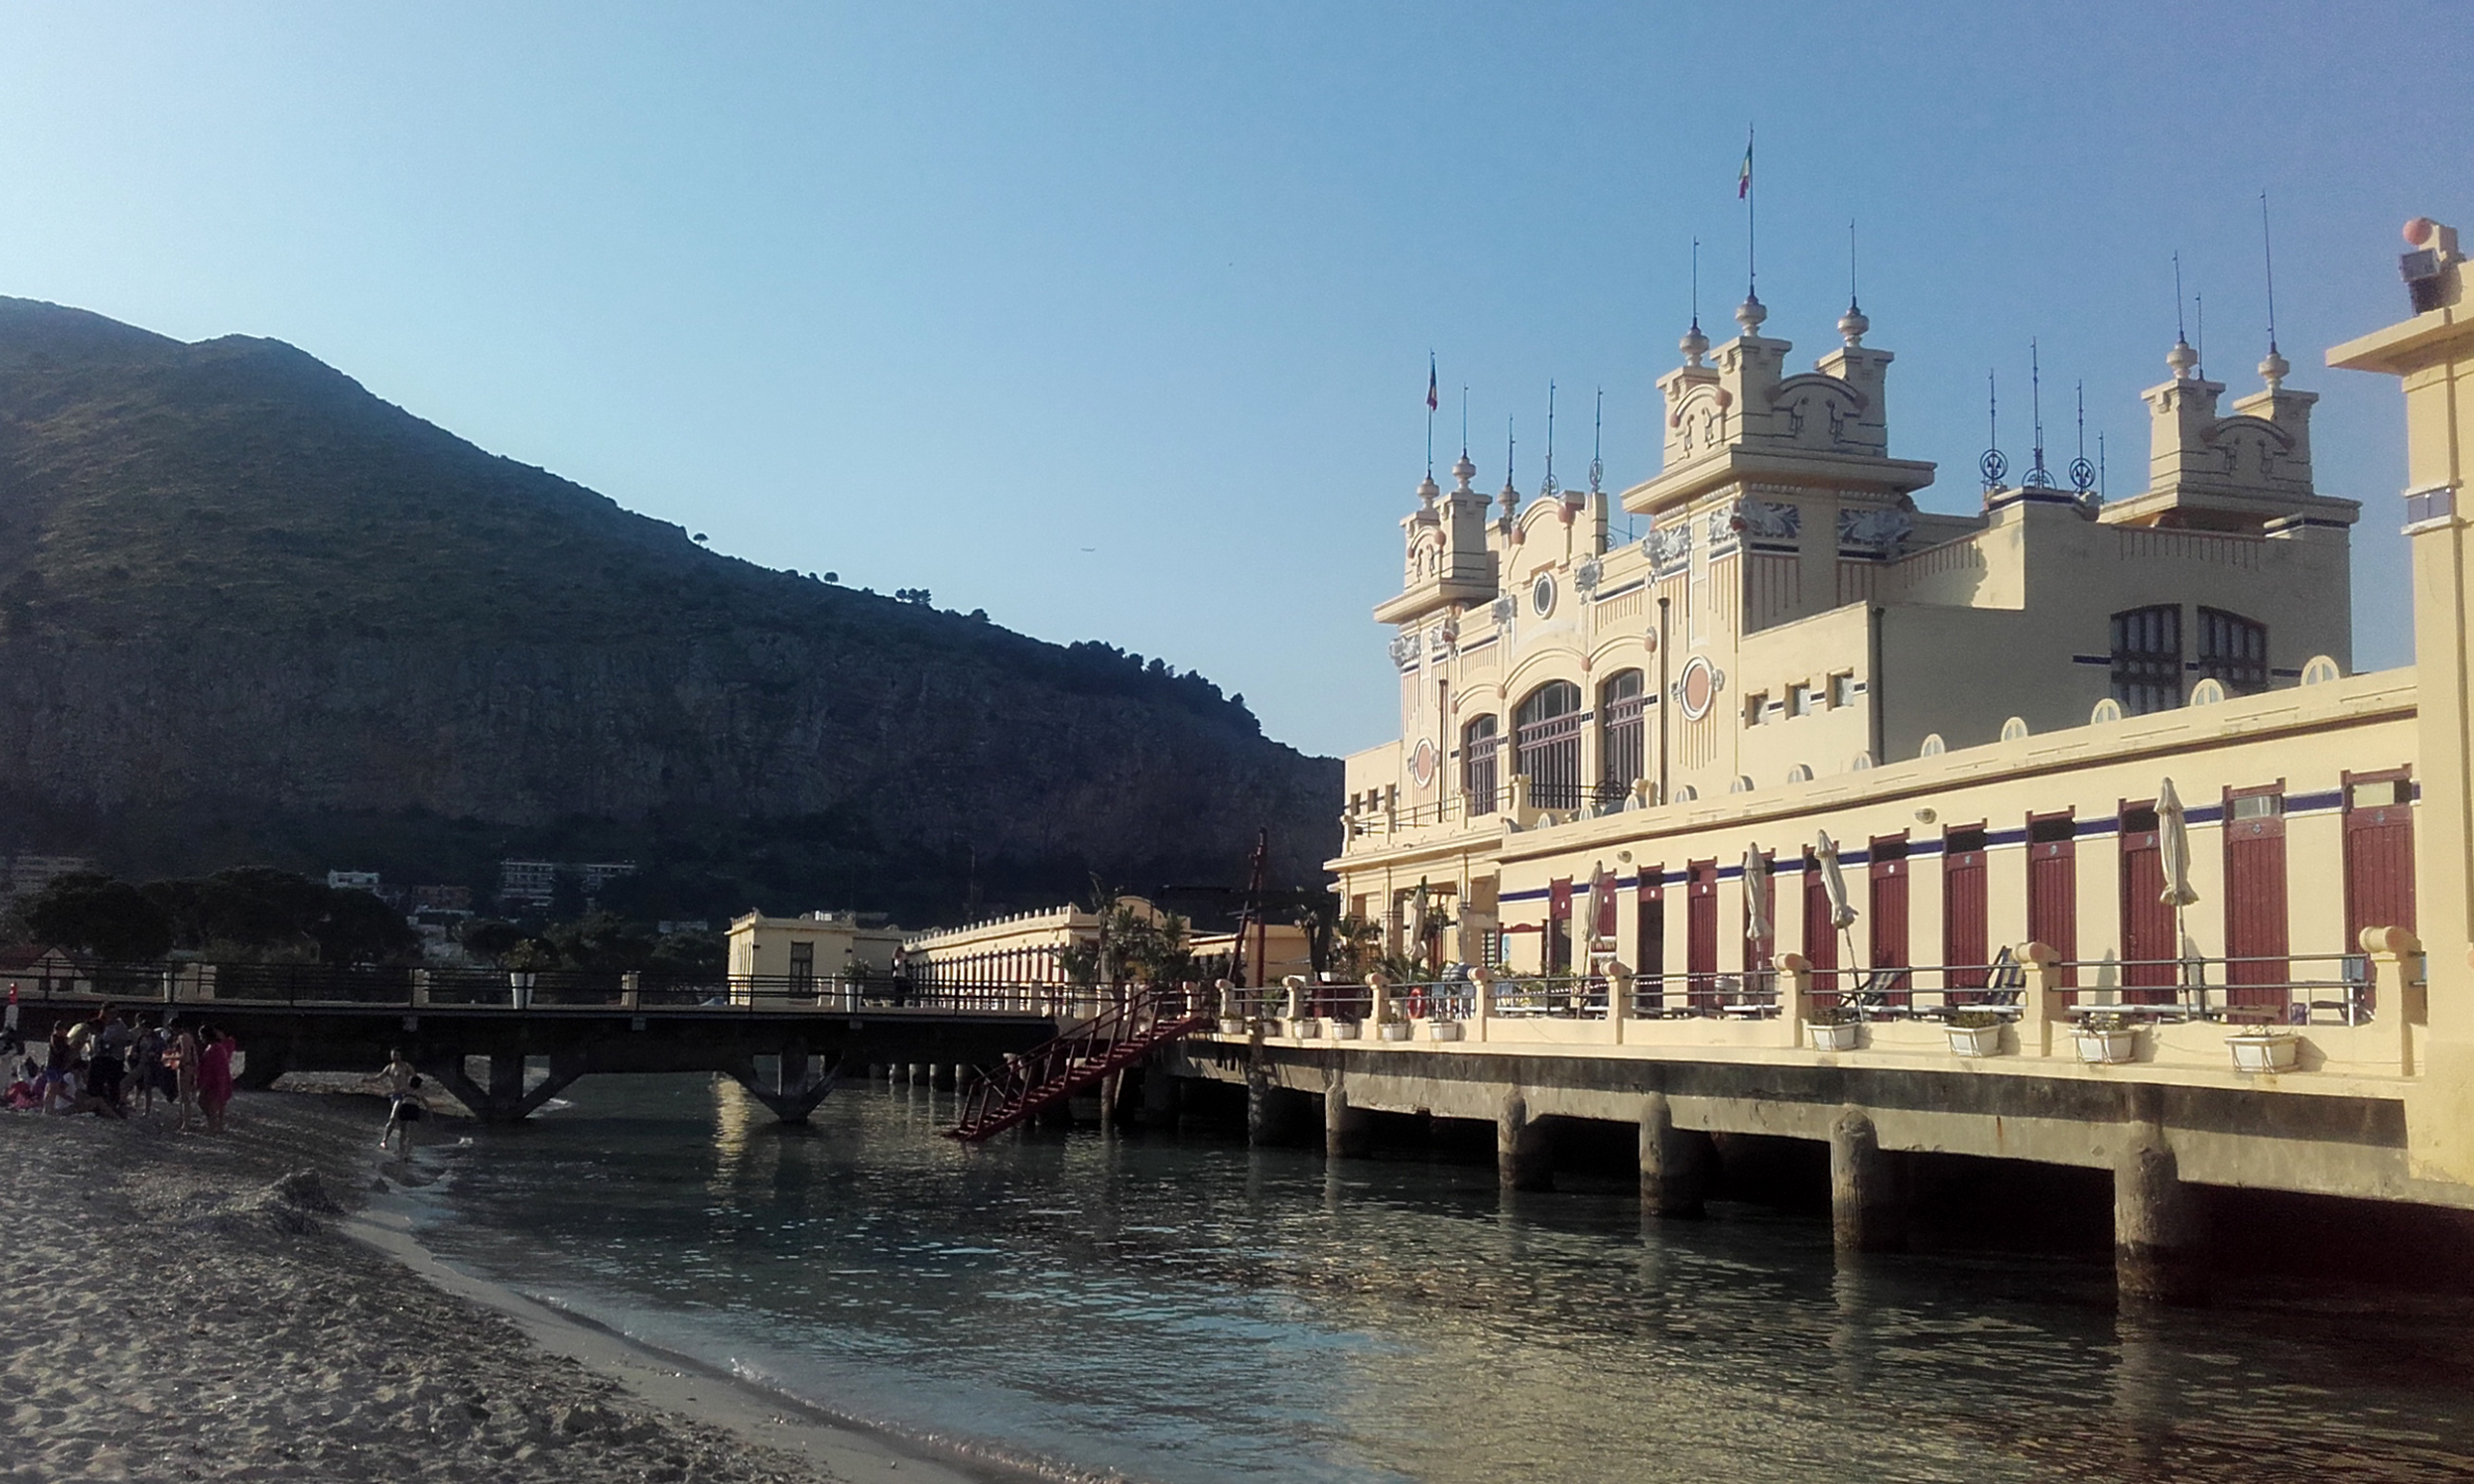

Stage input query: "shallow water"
[{"left": 400, "top": 1076, "right": 2474, "bottom": 1483}]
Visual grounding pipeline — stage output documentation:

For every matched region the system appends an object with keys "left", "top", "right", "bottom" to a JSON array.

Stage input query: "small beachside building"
[{"left": 726, "top": 910, "right": 906, "bottom": 991}]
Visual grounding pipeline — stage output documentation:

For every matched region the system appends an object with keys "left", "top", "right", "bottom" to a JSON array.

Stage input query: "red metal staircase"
[{"left": 948, "top": 986, "right": 1216, "bottom": 1141}]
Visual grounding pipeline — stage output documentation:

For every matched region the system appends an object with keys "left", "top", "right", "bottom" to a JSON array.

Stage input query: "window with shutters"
[
  {"left": 1597, "top": 670, "right": 1647, "bottom": 808},
  {"left": 1461, "top": 715, "right": 1500, "bottom": 814},
  {"left": 1514, "top": 681, "right": 1584, "bottom": 811},
  {"left": 2111, "top": 605, "right": 2182, "bottom": 715},
  {"left": 2197, "top": 608, "right": 2269, "bottom": 695}
]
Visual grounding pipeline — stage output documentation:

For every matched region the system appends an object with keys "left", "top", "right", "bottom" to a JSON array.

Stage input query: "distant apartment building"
[
  {"left": 410, "top": 884, "right": 474, "bottom": 913},
  {"left": 4, "top": 854, "right": 95, "bottom": 907},
  {"left": 497, "top": 858, "right": 639, "bottom": 912},
  {"left": 326, "top": 870, "right": 382, "bottom": 893}
]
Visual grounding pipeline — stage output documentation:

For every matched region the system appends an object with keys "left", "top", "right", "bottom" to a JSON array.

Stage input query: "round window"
[
  {"left": 1677, "top": 656, "right": 1716, "bottom": 721},
  {"left": 1530, "top": 573, "right": 1556, "bottom": 617},
  {"left": 1408, "top": 739, "right": 1438, "bottom": 787}
]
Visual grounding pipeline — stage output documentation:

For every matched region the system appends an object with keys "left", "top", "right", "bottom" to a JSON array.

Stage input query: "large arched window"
[
  {"left": 2110, "top": 605, "right": 2181, "bottom": 716},
  {"left": 1597, "top": 669, "right": 1648, "bottom": 807},
  {"left": 1514, "top": 680, "right": 1584, "bottom": 810},
  {"left": 2197, "top": 607, "right": 2268, "bottom": 695},
  {"left": 1461, "top": 715, "right": 1500, "bottom": 815}
]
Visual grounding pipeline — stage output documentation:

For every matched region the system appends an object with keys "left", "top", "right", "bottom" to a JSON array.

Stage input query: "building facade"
[
  {"left": 1339, "top": 270, "right": 2381, "bottom": 991},
  {"left": 726, "top": 910, "right": 906, "bottom": 988}
]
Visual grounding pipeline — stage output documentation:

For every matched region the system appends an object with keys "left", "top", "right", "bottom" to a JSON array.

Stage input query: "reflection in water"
[{"left": 410, "top": 1076, "right": 2474, "bottom": 1484}]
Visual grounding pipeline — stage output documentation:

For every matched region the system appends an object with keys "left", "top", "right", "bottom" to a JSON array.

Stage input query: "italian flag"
[{"left": 1738, "top": 137, "right": 1752, "bottom": 199}]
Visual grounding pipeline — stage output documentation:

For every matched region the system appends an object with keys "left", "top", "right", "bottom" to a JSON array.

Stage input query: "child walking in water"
[{"left": 376, "top": 1048, "right": 424, "bottom": 1156}]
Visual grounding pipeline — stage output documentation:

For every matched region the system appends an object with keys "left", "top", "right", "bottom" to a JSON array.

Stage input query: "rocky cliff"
[{"left": 0, "top": 297, "right": 1338, "bottom": 919}]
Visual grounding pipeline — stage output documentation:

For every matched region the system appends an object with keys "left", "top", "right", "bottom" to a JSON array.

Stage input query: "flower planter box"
[
  {"left": 1292, "top": 1017, "right": 1324, "bottom": 1040},
  {"left": 1424, "top": 1019, "right": 1465, "bottom": 1042},
  {"left": 1377, "top": 1021, "right": 1415, "bottom": 1042},
  {"left": 1330, "top": 1020, "right": 1363, "bottom": 1041},
  {"left": 2227, "top": 1032, "right": 2301, "bottom": 1073},
  {"left": 2074, "top": 1028, "right": 2140, "bottom": 1065},
  {"left": 1218, "top": 1017, "right": 1250, "bottom": 1037},
  {"left": 1946, "top": 1022, "right": 2006, "bottom": 1058},
  {"left": 1805, "top": 1019, "right": 1860, "bottom": 1053}
]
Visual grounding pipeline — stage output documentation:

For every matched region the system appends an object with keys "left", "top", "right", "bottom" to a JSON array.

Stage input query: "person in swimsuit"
[
  {"left": 195, "top": 1027, "right": 236, "bottom": 1134},
  {"left": 376, "top": 1049, "right": 420, "bottom": 1154},
  {"left": 169, "top": 1025, "right": 200, "bottom": 1132}
]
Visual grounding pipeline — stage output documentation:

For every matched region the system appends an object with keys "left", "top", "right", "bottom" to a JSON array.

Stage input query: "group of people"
[{"left": 1, "top": 992, "right": 237, "bottom": 1131}]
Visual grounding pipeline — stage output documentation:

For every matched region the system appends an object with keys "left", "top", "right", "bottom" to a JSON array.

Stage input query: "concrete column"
[
  {"left": 1100, "top": 1070, "right": 1125, "bottom": 1126},
  {"left": 930, "top": 1063, "right": 955, "bottom": 1090},
  {"left": 2115, "top": 1127, "right": 2208, "bottom": 1304},
  {"left": 778, "top": 1050, "right": 809, "bottom": 1096},
  {"left": 1498, "top": 1092, "right": 1552, "bottom": 1191},
  {"left": 1247, "top": 1073, "right": 1307, "bottom": 1146},
  {"left": 1828, "top": 1105, "right": 1906, "bottom": 1253},
  {"left": 1779, "top": 952, "right": 1814, "bottom": 1048},
  {"left": 1138, "top": 1062, "right": 1182, "bottom": 1128},
  {"left": 2365, "top": 926, "right": 2426, "bottom": 1074},
  {"left": 1638, "top": 1091, "right": 1706, "bottom": 1217},
  {"left": 907, "top": 1063, "right": 925, "bottom": 1086},
  {"left": 2022, "top": 941, "right": 2063, "bottom": 1056},
  {"left": 1470, "top": 966, "right": 1493, "bottom": 1042},
  {"left": 1325, "top": 1080, "right": 1371, "bottom": 1158}
]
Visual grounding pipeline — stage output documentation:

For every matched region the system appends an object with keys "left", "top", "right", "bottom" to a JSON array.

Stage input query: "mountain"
[{"left": 0, "top": 297, "right": 1338, "bottom": 923}]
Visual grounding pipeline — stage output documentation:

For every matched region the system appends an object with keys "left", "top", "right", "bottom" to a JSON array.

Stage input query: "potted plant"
[
  {"left": 1331, "top": 1016, "right": 1363, "bottom": 1041},
  {"left": 1293, "top": 1014, "right": 1325, "bottom": 1040},
  {"left": 2226, "top": 1027, "right": 2301, "bottom": 1073},
  {"left": 1377, "top": 1011, "right": 1414, "bottom": 1042},
  {"left": 1945, "top": 1009, "right": 2007, "bottom": 1057},
  {"left": 1424, "top": 1014, "right": 1464, "bottom": 1042},
  {"left": 1804, "top": 1004, "right": 1861, "bottom": 1052},
  {"left": 2074, "top": 1011, "right": 2140, "bottom": 1065}
]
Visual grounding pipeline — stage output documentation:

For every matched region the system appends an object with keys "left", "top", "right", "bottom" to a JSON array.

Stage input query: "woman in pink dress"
[{"left": 195, "top": 1026, "right": 237, "bottom": 1134}]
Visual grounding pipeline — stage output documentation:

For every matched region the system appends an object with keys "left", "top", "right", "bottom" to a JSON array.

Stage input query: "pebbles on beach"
[{"left": 0, "top": 1098, "right": 849, "bottom": 1483}]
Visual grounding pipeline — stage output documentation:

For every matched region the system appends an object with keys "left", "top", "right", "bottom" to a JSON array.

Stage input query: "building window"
[
  {"left": 1789, "top": 682, "right": 1819, "bottom": 717},
  {"left": 2110, "top": 605, "right": 2182, "bottom": 716},
  {"left": 2197, "top": 607, "right": 2269, "bottom": 695},
  {"left": 789, "top": 941, "right": 815, "bottom": 986},
  {"left": 1513, "top": 681, "right": 1584, "bottom": 811},
  {"left": 1830, "top": 671, "right": 1859, "bottom": 707},
  {"left": 1744, "top": 692, "right": 1769, "bottom": 726},
  {"left": 1462, "top": 715, "right": 1501, "bottom": 815},
  {"left": 1597, "top": 670, "right": 1647, "bottom": 807}
]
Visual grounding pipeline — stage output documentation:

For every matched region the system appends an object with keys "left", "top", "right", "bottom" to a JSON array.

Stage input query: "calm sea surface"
[{"left": 400, "top": 1076, "right": 2474, "bottom": 1483}]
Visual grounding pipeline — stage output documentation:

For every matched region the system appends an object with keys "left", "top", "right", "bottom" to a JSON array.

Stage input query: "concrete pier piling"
[
  {"left": 1247, "top": 1072, "right": 1308, "bottom": 1146},
  {"left": 1828, "top": 1106, "right": 1906, "bottom": 1253},
  {"left": 1137, "top": 1060, "right": 1181, "bottom": 1128},
  {"left": 1498, "top": 1093, "right": 1553, "bottom": 1191},
  {"left": 1638, "top": 1092, "right": 1707, "bottom": 1218},
  {"left": 2115, "top": 1127, "right": 2208, "bottom": 1305},
  {"left": 1325, "top": 1080, "right": 1370, "bottom": 1159}
]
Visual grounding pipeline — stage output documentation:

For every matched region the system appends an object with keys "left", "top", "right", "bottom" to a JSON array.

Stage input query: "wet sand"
[{"left": 0, "top": 1087, "right": 989, "bottom": 1483}]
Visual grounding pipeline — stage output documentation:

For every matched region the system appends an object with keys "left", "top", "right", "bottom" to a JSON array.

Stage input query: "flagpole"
[
  {"left": 1745, "top": 126, "right": 1756, "bottom": 300},
  {"left": 1426, "top": 351, "right": 1436, "bottom": 478}
]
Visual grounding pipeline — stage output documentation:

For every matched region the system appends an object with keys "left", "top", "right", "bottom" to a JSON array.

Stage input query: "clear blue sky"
[{"left": 2, "top": 3, "right": 2465, "bottom": 758}]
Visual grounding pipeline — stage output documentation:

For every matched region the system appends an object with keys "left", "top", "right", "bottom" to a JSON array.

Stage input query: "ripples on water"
[{"left": 402, "top": 1076, "right": 2474, "bottom": 1483}]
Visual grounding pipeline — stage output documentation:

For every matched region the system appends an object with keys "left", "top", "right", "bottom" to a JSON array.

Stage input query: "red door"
[
  {"left": 2345, "top": 771, "right": 2415, "bottom": 1013},
  {"left": 1803, "top": 850, "right": 1838, "bottom": 999},
  {"left": 1548, "top": 877, "right": 1573, "bottom": 975},
  {"left": 1635, "top": 869, "right": 1665, "bottom": 1011},
  {"left": 2027, "top": 812, "right": 2078, "bottom": 997},
  {"left": 1869, "top": 836, "right": 1911, "bottom": 1006},
  {"left": 2118, "top": 804, "right": 2176, "bottom": 1004},
  {"left": 1943, "top": 827, "right": 1989, "bottom": 999},
  {"left": 2224, "top": 787, "right": 2289, "bottom": 1013},
  {"left": 1686, "top": 860, "right": 1718, "bottom": 1011}
]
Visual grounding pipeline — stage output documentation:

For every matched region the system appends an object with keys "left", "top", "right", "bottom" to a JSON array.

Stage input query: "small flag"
[
  {"left": 1738, "top": 135, "right": 1753, "bottom": 199},
  {"left": 1426, "top": 354, "right": 1439, "bottom": 413}
]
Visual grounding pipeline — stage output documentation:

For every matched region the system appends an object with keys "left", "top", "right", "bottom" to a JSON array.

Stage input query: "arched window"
[
  {"left": 1514, "top": 680, "right": 1584, "bottom": 810},
  {"left": 1597, "top": 669, "right": 1648, "bottom": 807},
  {"left": 1461, "top": 715, "right": 1500, "bottom": 815},
  {"left": 2110, "top": 605, "right": 2182, "bottom": 716},
  {"left": 2196, "top": 607, "right": 2268, "bottom": 695}
]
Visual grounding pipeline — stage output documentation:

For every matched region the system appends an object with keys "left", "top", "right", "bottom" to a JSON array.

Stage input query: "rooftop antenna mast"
[
  {"left": 2196, "top": 292, "right": 2205, "bottom": 375},
  {"left": 1740, "top": 126, "right": 1757, "bottom": 300},
  {"left": 1590, "top": 386, "right": 1604, "bottom": 495},
  {"left": 2069, "top": 380, "right": 2097, "bottom": 498},
  {"left": 2173, "top": 251, "right": 2189, "bottom": 347},
  {"left": 1425, "top": 351, "right": 1437, "bottom": 479},
  {"left": 2025, "top": 341, "right": 2053, "bottom": 488},
  {"left": 1690, "top": 237, "right": 1701, "bottom": 332},
  {"left": 1541, "top": 382, "right": 1559, "bottom": 499},
  {"left": 1980, "top": 369, "right": 2007, "bottom": 493},
  {"left": 2098, "top": 430, "right": 2108, "bottom": 500},
  {"left": 2261, "top": 191, "right": 2281, "bottom": 357},
  {"left": 1459, "top": 385, "right": 1470, "bottom": 461},
  {"left": 1848, "top": 217, "right": 1859, "bottom": 309}
]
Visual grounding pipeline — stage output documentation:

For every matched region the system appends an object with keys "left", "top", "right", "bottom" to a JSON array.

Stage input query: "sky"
[{"left": 0, "top": 2, "right": 2466, "bottom": 759}]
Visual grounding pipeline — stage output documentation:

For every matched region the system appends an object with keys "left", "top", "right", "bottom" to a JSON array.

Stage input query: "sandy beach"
[{"left": 0, "top": 1085, "right": 989, "bottom": 1484}]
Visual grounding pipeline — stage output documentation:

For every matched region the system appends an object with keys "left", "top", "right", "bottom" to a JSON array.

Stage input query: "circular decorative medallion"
[
  {"left": 1408, "top": 739, "right": 1438, "bottom": 788},
  {"left": 1677, "top": 655, "right": 1717, "bottom": 721},
  {"left": 1530, "top": 572, "right": 1557, "bottom": 617}
]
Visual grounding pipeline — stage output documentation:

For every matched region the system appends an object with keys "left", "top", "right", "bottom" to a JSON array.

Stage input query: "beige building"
[
  {"left": 902, "top": 899, "right": 1310, "bottom": 990},
  {"left": 1345, "top": 267, "right": 2372, "bottom": 982},
  {"left": 726, "top": 909, "right": 906, "bottom": 989}
]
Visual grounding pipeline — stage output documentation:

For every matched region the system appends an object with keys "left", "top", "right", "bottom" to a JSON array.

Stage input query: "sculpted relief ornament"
[
  {"left": 1572, "top": 556, "right": 1603, "bottom": 596},
  {"left": 1836, "top": 506, "right": 1913, "bottom": 556},
  {"left": 1490, "top": 593, "right": 1518, "bottom": 627},
  {"left": 1642, "top": 523, "right": 1692, "bottom": 576},
  {"left": 1730, "top": 498, "right": 1799, "bottom": 543},
  {"left": 1388, "top": 632, "right": 1419, "bottom": 670}
]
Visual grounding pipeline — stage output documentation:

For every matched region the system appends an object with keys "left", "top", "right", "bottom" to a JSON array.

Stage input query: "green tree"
[
  {"left": 21, "top": 871, "right": 174, "bottom": 960},
  {"left": 460, "top": 919, "right": 525, "bottom": 965},
  {"left": 310, "top": 887, "right": 420, "bottom": 965}
]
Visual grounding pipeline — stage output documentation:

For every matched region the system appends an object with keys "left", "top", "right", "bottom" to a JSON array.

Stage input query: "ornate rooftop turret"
[{"left": 2104, "top": 331, "right": 2349, "bottom": 533}]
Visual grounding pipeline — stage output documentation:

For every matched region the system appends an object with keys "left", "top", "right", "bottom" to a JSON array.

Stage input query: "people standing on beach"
[
  {"left": 91, "top": 1006, "right": 133, "bottom": 1113},
  {"left": 130, "top": 1017, "right": 169, "bottom": 1117},
  {"left": 195, "top": 1026, "right": 235, "bottom": 1134},
  {"left": 0, "top": 985, "right": 19, "bottom": 1058},
  {"left": 169, "top": 1023, "right": 200, "bottom": 1132},
  {"left": 42, "top": 1056, "right": 80, "bottom": 1114}
]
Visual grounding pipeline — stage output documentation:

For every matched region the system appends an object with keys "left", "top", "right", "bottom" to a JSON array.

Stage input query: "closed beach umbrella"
[
  {"left": 1814, "top": 831, "right": 1858, "bottom": 929},
  {"left": 2156, "top": 778, "right": 2201, "bottom": 908},
  {"left": 1741, "top": 846, "right": 1772, "bottom": 946}
]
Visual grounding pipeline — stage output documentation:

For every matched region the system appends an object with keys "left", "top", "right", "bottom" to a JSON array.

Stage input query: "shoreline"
[{"left": 0, "top": 1086, "right": 1043, "bottom": 1484}]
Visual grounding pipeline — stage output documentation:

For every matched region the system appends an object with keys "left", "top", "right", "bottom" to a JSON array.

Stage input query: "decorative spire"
[
  {"left": 2170, "top": 250, "right": 2197, "bottom": 380},
  {"left": 1681, "top": 320, "right": 1710, "bottom": 366},
  {"left": 2024, "top": 339, "right": 2053, "bottom": 488},
  {"left": 1452, "top": 446, "right": 1477, "bottom": 495},
  {"left": 2259, "top": 190, "right": 2288, "bottom": 392},
  {"left": 1735, "top": 292, "right": 1768, "bottom": 335},
  {"left": 1979, "top": 368, "right": 2007, "bottom": 493},
  {"left": 1840, "top": 217, "right": 1867, "bottom": 345},
  {"left": 1540, "top": 382, "right": 1559, "bottom": 501},
  {"left": 1498, "top": 416, "right": 1518, "bottom": 518},
  {"left": 1589, "top": 387, "right": 1604, "bottom": 496}
]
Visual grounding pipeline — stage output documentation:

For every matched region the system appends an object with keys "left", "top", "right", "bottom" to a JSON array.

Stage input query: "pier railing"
[{"left": 1229, "top": 935, "right": 2430, "bottom": 1077}]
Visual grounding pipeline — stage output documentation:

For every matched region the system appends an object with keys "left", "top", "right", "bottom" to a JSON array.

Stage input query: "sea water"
[{"left": 400, "top": 1075, "right": 2474, "bottom": 1483}]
